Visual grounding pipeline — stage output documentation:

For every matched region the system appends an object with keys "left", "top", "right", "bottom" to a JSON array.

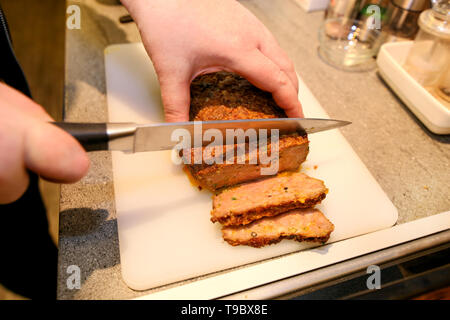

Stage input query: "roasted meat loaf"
[
  {"left": 185, "top": 72, "right": 309, "bottom": 191},
  {"left": 190, "top": 72, "right": 286, "bottom": 120},
  {"left": 222, "top": 208, "right": 334, "bottom": 248},
  {"left": 211, "top": 172, "right": 328, "bottom": 227},
  {"left": 183, "top": 134, "right": 308, "bottom": 191}
]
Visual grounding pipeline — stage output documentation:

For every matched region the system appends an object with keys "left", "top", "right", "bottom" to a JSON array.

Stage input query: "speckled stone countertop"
[{"left": 57, "top": 0, "right": 450, "bottom": 299}]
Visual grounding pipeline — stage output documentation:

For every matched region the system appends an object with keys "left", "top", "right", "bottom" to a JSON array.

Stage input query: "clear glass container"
[
  {"left": 403, "top": 0, "right": 450, "bottom": 102},
  {"left": 319, "top": 18, "right": 383, "bottom": 71}
]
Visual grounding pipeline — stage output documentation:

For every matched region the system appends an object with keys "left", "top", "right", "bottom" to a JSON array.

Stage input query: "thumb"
[
  {"left": 24, "top": 120, "right": 90, "bottom": 183},
  {"left": 159, "top": 76, "right": 191, "bottom": 122}
]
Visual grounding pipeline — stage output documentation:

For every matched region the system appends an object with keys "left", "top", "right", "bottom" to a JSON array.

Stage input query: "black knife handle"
[{"left": 52, "top": 122, "right": 109, "bottom": 152}]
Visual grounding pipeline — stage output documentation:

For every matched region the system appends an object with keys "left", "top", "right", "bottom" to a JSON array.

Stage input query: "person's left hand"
[{"left": 122, "top": 0, "right": 303, "bottom": 122}]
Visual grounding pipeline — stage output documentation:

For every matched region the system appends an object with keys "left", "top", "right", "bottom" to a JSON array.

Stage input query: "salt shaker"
[{"left": 403, "top": 0, "right": 450, "bottom": 101}]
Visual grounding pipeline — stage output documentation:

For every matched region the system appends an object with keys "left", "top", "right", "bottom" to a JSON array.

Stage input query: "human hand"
[
  {"left": 122, "top": 0, "right": 303, "bottom": 122},
  {"left": 0, "top": 83, "right": 89, "bottom": 204}
]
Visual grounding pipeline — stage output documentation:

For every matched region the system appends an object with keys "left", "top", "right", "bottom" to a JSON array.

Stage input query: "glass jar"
[{"left": 403, "top": 0, "right": 450, "bottom": 101}]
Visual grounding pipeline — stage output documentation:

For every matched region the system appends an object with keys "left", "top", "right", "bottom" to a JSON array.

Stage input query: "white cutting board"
[{"left": 105, "top": 43, "right": 398, "bottom": 291}]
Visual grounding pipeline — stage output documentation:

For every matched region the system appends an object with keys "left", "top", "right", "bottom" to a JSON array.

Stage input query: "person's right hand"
[{"left": 0, "top": 83, "right": 89, "bottom": 204}]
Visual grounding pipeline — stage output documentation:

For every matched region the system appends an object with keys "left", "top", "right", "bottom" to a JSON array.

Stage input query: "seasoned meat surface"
[
  {"left": 186, "top": 72, "right": 308, "bottom": 190},
  {"left": 211, "top": 172, "right": 328, "bottom": 226},
  {"left": 222, "top": 208, "right": 334, "bottom": 248},
  {"left": 190, "top": 72, "right": 286, "bottom": 121},
  {"left": 183, "top": 134, "right": 309, "bottom": 191}
]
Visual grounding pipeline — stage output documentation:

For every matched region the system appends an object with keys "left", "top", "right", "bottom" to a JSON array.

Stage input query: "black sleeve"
[{"left": 0, "top": 3, "right": 32, "bottom": 97}]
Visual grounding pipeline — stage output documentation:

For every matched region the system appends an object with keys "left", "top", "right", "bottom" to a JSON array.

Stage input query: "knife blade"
[{"left": 53, "top": 118, "right": 351, "bottom": 153}]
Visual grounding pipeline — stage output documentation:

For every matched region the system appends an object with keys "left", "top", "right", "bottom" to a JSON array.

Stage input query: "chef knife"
[{"left": 52, "top": 118, "right": 351, "bottom": 152}]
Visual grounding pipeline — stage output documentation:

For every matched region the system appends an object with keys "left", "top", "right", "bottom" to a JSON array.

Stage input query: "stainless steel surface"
[
  {"left": 392, "top": 0, "right": 429, "bottom": 11},
  {"left": 220, "top": 229, "right": 450, "bottom": 300},
  {"left": 106, "top": 122, "right": 136, "bottom": 152},
  {"left": 385, "top": 0, "right": 426, "bottom": 39},
  {"left": 132, "top": 118, "right": 351, "bottom": 152}
]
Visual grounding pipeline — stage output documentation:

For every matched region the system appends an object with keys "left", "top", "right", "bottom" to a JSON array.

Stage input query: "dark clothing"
[
  {"left": 0, "top": 4, "right": 57, "bottom": 299},
  {"left": 0, "top": 174, "right": 57, "bottom": 300},
  {"left": 0, "top": 4, "right": 30, "bottom": 96}
]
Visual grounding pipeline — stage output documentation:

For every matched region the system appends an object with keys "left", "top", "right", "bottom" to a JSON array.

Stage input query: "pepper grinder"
[{"left": 384, "top": 0, "right": 431, "bottom": 41}]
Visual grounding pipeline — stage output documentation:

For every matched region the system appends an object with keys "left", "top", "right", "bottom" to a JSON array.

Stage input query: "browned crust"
[
  {"left": 223, "top": 234, "right": 332, "bottom": 248},
  {"left": 221, "top": 208, "right": 335, "bottom": 247},
  {"left": 189, "top": 72, "right": 287, "bottom": 121},
  {"left": 184, "top": 134, "right": 308, "bottom": 173},
  {"left": 211, "top": 192, "right": 327, "bottom": 226},
  {"left": 184, "top": 134, "right": 309, "bottom": 191}
]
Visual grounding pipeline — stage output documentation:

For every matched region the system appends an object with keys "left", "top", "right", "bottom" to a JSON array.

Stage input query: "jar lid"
[{"left": 419, "top": 0, "right": 450, "bottom": 39}]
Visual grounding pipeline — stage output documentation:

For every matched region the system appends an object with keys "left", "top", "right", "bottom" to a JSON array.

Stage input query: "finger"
[
  {"left": 158, "top": 76, "right": 191, "bottom": 122},
  {"left": 258, "top": 36, "right": 299, "bottom": 92},
  {"left": 23, "top": 121, "right": 90, "bottom": 183},
  {"left": 0, "top": 122, "right": 30, "bottom": 204},
  {"left": 228, "top": 50, "right": 304, "bottom": 118},
  {"left": 0, "top": 84, "right": 89, "bottom": 185}
]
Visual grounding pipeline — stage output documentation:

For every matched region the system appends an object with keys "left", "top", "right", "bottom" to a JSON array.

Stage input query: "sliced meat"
[
  {"left": 211, "top": 172, "right": 328, "bottom": 226},
  {"left": 222, "top": 208, "right": 334, "bottom": 248},
  {"left": 183, "top": 134, "right": 309, "bottom": 191},
  {"left": 185, "top": 72, "right": 309, "bottom": 191}
]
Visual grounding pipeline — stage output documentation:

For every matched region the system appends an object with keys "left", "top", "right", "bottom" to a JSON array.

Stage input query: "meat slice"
[
  {"left": 183, "top": 134, "right": 309, "bottom": 191},
  {"left": 185, "top": 72, "right": 309, "bottom": 191},
  {"left": 222, "top": 208, "right": 334, "bottom": 248},
  {"left": 211, "top": 172, "right": 328, "bottom": 226}
]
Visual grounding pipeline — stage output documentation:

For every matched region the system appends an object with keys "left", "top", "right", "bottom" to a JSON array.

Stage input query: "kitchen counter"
[{"left": 57, "top": 0, "right": 450, "bottom": 299}]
